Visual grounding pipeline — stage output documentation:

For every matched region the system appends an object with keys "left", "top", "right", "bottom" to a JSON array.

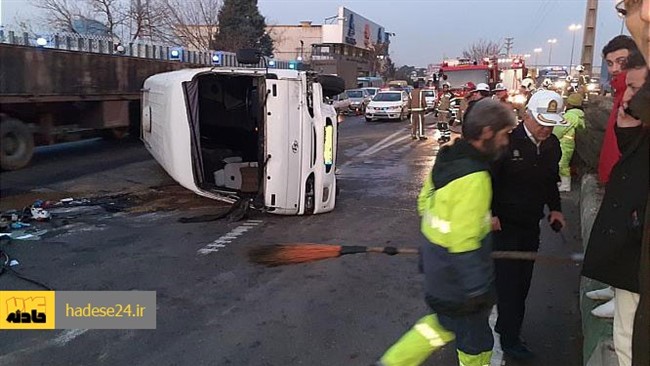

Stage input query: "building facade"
[{"left": 267, "top": 7, "right": 391, "bottom": 88}]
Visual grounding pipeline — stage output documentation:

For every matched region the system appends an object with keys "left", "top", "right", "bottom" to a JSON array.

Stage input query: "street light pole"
[
  {"left": 568, "top": 24, "right": 582, "bottom": 74},
  {"left": 547, "top": 39, "right": 557, "bottom": 65},
  {"left": 534, "top": 48, "right": 542, "bottom": 68}
]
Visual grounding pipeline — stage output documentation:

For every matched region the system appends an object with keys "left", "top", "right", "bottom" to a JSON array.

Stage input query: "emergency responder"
[
  {"left": 492, "top": 83, "right": 516, "bottom": 120},
  {"left": 436, "top": 82, "right": 453, "bottom": 123},
  {"left": 410, "top": 80, "right": 428, "bottom": 140},
  {"left": 492, "top": 83, "right": 509, "bottom": 103},
  {"left": 435, "top": 82, "right": 454, "bottom": 143},
  {"left": 490, "top": 90, "right": 567, "bottom": 360},
  {"left": 377, "top": 99, "right": 517, "bottom": 366},
  {"left": 458, "top": 82, "right": 476, "bottom": 124},
  {"left": 541, "top": 78, "right": 554, "bottom": 90},
  {"left": 554, "top": 93, "right": 585, "bottom": 192},
  {"left": 563, "top": 76, "right": 575, "bottom": 97},
  {"left": 575, "top": 65, "right": 589, "bottom": 96},
  {"left": 461, "top": 83, "right": 490, "bottom": 126},
  {"left": 520, "top": 78, "right": 535, "bottom": 102},
  {"left": 514, "top": 78, "right": 535, "bottom": 120}
]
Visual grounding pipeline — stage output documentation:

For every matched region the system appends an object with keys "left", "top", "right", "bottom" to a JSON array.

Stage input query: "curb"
[{"left": 579, "top": 174, "right": 618, "bottom": 366}]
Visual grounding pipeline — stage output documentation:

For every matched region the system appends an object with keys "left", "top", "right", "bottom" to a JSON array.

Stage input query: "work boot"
[
  {"left": 591, "top": 298, "right": 615, "bottom": 318},
  {"left": 502, "top": 342, "right": 535, "bottom": 360},
  {"left": 558, "top": 176, "right": 571, "bottom": 192},
  {"left": 419, "top": 136, "right": 428, "bottom": 140},
  {"left": 586, "top": 286, "right": 615, "bottom": 301}
]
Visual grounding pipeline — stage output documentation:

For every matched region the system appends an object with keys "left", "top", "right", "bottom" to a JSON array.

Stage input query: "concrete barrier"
[{"left": 580, "top": 174, "right": 618, "bottom": 366}]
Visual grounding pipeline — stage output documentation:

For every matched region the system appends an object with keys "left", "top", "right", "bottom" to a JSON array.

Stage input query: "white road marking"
[
  {"left": 0, "top": 329, "right": 91, "bottom": 363},
  {"left": 357, "top": 130, "right": 403, "bottom": 157},
  {"left": 52, "top": 329, "right": 90, "bottom": 346},
  {"left": 198, "top": 220, "right": 261, "bottom": 255},
  {"left": 359, "top": 134, "right": 412, "bottom": 157}
]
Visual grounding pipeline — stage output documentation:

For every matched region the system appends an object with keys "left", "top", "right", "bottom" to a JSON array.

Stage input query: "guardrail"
[{"left": 0, "top": 29, "right": 290, "bottom": 69}]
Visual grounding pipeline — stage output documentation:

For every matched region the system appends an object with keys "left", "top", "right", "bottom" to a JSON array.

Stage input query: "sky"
[
  {"left": 258, "top": 0, "right": 625, "bottom": 67},
  {"left": 1, "top": 0, "right": 627, "bottom": 67}
]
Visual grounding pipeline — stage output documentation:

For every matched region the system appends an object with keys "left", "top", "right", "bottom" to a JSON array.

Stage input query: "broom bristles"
[{"left": 248, "top": 244, "right": 342, "bottom": 266}]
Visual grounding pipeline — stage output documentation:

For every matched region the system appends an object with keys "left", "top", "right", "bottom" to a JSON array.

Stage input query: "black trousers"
[{"left": 493, "top": 220, "right": 540, "bottom": 347}]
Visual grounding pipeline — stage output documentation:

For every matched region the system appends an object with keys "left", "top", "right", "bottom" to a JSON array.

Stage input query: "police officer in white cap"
[{"left": 490, "top": 90, "right": 568, "bottom": 360}]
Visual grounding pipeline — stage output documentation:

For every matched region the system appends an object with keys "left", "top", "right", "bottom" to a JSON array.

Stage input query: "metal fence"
[{"left": 0, "top": 29, "right": 290, "bottom": 69}]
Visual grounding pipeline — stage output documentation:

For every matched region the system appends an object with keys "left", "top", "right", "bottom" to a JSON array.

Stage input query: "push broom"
[{"left": 248, "top": 243, "right": 585, "bottom": 267}]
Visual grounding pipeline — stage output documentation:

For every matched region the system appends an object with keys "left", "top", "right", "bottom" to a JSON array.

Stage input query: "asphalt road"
[{"left": 0, "top": 114, "right": 583, "bottom": 366}]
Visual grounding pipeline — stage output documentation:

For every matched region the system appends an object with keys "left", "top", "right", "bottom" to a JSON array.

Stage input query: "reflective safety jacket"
[
  {"left": 417, "top": 139, "right": 495, "bottom": 314},
  {"left": 553, "top": 107, "right": 585, "bottom": 177}
]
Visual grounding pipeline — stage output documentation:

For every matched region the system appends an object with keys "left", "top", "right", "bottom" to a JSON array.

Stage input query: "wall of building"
[
  {"left": 266, "top": 22, "right": 322, "bottom": 61},
  {"left": 311, "top": 59, "right": 359, "bottom": 89}
]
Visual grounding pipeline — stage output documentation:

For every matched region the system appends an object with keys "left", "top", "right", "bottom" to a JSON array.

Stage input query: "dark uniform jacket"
[
  {"left": 582, "top": 125, "right": 648, "bottom": 294},
  {"left": 629, "top": 84, "right": 650, "bottom": 366},
  {"left": 490, "top": 123, "right": 562, "bottom": 227}
]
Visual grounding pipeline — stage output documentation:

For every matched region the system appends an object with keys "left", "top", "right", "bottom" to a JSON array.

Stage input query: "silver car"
[
  {"left": 346, "top": 89, "right": 372, "bottom": 114},
  {"left": 330, "top": 92, "right": 351, "bottom": 114}
]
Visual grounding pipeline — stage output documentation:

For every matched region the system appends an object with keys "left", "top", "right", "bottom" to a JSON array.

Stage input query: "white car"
[
  {"left": 422, "top": 89, "right": 437, "bottom": 111},
  {"left": 361, "top": 87, "right": 380, "bottom": 98},
  {"left": 365, "top": 91, "right": 410, "bottom": 122}
]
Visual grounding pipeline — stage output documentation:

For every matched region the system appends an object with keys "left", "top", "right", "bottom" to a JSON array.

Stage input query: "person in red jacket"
[
  {"left": 588, "top": 36, "right": 642, "bottom": 320},
  {"left": 598, "top": 36, "right": 640, "bottom": 184}
]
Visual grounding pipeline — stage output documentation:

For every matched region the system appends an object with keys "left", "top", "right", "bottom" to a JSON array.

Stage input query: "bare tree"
[
  {"left": 31, "top": 0, "right": 87, "bottom": 33},
  {"left": 29, "top": 0, "right": 197, "bottom": 45},
  {"left": 12, "top": 15, "right": 40, "bottom": 35},
  {"left": 88, "top": 0, "right": 127, "bottom": 38},
  {"left": 367, "top": 42, "right": 390, "bottom": 77},
  {"left": 158, "top": 0, "right": 221, "bottom": 50},
  {"left": 462, "top": 39, "right": 503, "bottom": 61}
]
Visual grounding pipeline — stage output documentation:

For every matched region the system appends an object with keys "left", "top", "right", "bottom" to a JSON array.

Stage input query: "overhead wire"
[{"left": 530, "top": 0, "right": 556, "bottom": 40}]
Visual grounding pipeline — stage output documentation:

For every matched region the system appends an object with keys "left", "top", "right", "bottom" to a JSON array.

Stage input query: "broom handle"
[{"left": 364, "top": 246, "right": 582, "bottom": 263}]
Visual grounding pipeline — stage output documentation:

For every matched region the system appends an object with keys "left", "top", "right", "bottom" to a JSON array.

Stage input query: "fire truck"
[
  {"left": 436, "top": 57, "right": 528, "bottom": 95},
  {"left": 496, "top": 56, "right": 529, "bottom": 92},
  {"left": 437, "top": 58, "right": 499, "bottom": 96}
]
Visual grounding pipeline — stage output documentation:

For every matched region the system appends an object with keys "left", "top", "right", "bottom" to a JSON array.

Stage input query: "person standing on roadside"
[
  {"left": 377, "top": 99, "right": 517, "bottom": 366},
  {"left": 598, "top": 35, "right": 640, "bottom": 185},
  {"left": 490, "top": 90, "right": 567, "bottom": 360},
  {"left": 583, "top": 49, "right": 648, "bottom": 366},
  {"left": 616, "top": 1, "right": 650, "bottom": 364},
  {"left": 554, "top": 93, "right": 586, "bottom": 192},
  {"left": 410, "top": 80, "right": 428, "bottom": 140}
]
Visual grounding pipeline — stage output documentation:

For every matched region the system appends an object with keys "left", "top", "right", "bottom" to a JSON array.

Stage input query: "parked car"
[
  {"left": 330, "top": 91, "right": 351, "bottom": 114},
  {"left": 422, "top": 89, "right": 437, "bottom": 111},
  {"left": 365, "top": 91, "right": 410, "bottom": 122},
  {"left": 346, "top": 89, "right": 372, "bottom": 114}
]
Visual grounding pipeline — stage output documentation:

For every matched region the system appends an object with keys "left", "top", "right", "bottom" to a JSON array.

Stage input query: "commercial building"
[{"left": 267, "top": 7, "right": 391, "bottom": 88}]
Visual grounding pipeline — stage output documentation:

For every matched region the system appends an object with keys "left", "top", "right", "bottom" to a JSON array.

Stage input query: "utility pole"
[
  {"left": 504, "top": 37, "right": 514, "bottom": 57},
  {"left": 580, "top": 0, "right": 598, "bottom": 75}
]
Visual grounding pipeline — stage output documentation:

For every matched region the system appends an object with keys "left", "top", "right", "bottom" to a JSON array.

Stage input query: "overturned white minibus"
[{"left": 141, "top": 52, "right": 344, "bottom": 215}]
